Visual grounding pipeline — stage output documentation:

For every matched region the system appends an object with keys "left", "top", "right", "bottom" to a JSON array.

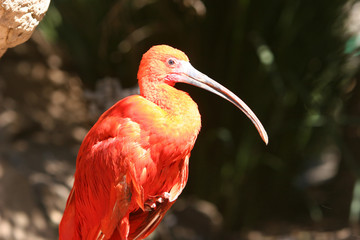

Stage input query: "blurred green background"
[{"left": 1, "top": 0, "right": 360, "bottom": 239}]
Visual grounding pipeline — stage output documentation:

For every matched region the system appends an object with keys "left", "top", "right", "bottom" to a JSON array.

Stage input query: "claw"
[
  {"left": 144, "top": 192, "right": 170, "bottom": 211},
  {"left": 162, "top": 192, "right": 170, "bottom": 199}
]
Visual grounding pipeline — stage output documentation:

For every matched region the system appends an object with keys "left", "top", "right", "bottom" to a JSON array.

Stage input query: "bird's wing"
[
  {"left": 60, "top": 135, "right": 135, "bottom": 240},
  {"left": 72, "top": 96, "right": 160, "bottom": 239},
  {"left": 60, "top": 95, "right": 185, "bottom": 239},
  {"left": 128, "top": 154, "right": 190, "bottom": 240},
  {"left": 84, "top": 118, "right": 149, "bottom": 240},
  {"left": 60, "top": 177, "right": 132, "bottom": 240},
  {"left": 92, "top": 173, "right": 132, "bottom": 240},
  {"left": 128, "top": 200, "right": 175, "bottom": 240},
  {"left": 59, "top": 187, "right": 75, "bottom": 240}
]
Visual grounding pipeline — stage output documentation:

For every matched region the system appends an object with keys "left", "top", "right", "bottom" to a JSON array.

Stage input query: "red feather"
[
  {"left": 60, "top": 89, "right": 200, "bottom": 239},
  {"left": 59, "top": 45, "right": 267, "bottom": 240}
]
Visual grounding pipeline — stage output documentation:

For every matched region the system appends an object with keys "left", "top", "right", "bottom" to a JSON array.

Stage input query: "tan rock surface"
[{"left": 0, "top": 0, "right": 50, "bottom": 57}]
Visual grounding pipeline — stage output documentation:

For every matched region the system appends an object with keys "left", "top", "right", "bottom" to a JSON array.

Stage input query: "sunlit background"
[{"left": 1, "top": 0, "right": 360, "bottom": 239}]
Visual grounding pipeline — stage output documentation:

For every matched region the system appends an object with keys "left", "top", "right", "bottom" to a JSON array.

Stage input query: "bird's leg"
[{"left": 144, "top": 192, "right": 171, "bottom": 211}]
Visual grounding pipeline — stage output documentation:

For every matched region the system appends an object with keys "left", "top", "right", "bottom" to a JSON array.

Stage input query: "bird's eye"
[{"left": 167, "top": 59, "right": 175, "bottom": 66}]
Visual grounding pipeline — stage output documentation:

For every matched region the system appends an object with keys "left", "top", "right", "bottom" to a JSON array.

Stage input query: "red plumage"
[{"left": 59, "top": 45, "right": 267, "bottom": 240}]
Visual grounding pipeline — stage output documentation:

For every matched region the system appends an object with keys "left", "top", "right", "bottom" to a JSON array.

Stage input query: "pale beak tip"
[
  {"left": 252, "top": 119, "right": 268, "bottom": 145},
  {"left": 257, "top": 126, "right": 268, "bottom": 145},
  {"left": 263, "top": 133, "right": 269, "bottom": 145}
]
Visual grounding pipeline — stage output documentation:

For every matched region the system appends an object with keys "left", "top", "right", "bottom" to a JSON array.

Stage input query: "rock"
[{"left": 0, "top": 0, "right": 50, "bottom": 57}]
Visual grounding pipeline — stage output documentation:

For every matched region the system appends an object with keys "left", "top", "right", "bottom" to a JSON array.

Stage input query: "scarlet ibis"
[{"left": 59, "top": 45, "right": 268, "bottom": 240}]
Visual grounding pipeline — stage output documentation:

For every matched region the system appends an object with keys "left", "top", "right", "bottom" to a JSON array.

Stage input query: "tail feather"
[{"left": 128, "top": 200, "right": 174, "bottom": 240}]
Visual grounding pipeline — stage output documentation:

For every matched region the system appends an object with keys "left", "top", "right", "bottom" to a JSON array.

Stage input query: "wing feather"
[{"left": 60, "top": 95, "right": 193, "bottom": 239}]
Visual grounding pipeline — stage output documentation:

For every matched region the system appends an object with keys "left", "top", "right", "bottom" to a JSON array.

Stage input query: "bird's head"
[
  {"left": 138, "top": 45, "right": 190, "bottom": 86},
  {"left": 138, "top": 45, "right": 268, "bottom": 144}
]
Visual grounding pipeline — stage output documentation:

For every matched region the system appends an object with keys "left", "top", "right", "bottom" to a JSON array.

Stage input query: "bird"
[{"left": 59, "top": 45, "right": 268, "bottom": 240}]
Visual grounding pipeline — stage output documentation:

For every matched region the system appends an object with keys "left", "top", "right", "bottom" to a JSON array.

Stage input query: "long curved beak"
[{"left": 173, "top": 61, "right": 268, "bottom": 145}]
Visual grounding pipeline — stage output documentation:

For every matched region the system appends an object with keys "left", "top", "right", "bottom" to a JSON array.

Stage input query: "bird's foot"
[{"left": 144, "top": 192, "right": 170, "bottom": 211}]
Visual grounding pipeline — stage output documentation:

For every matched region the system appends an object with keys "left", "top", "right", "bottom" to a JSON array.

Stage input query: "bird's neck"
[
  {"left": 140, "top": 82, "right": 201, "bottom": 137},
  {"left": 141, "top": 82, "right": 195, "bottom": 116}
]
